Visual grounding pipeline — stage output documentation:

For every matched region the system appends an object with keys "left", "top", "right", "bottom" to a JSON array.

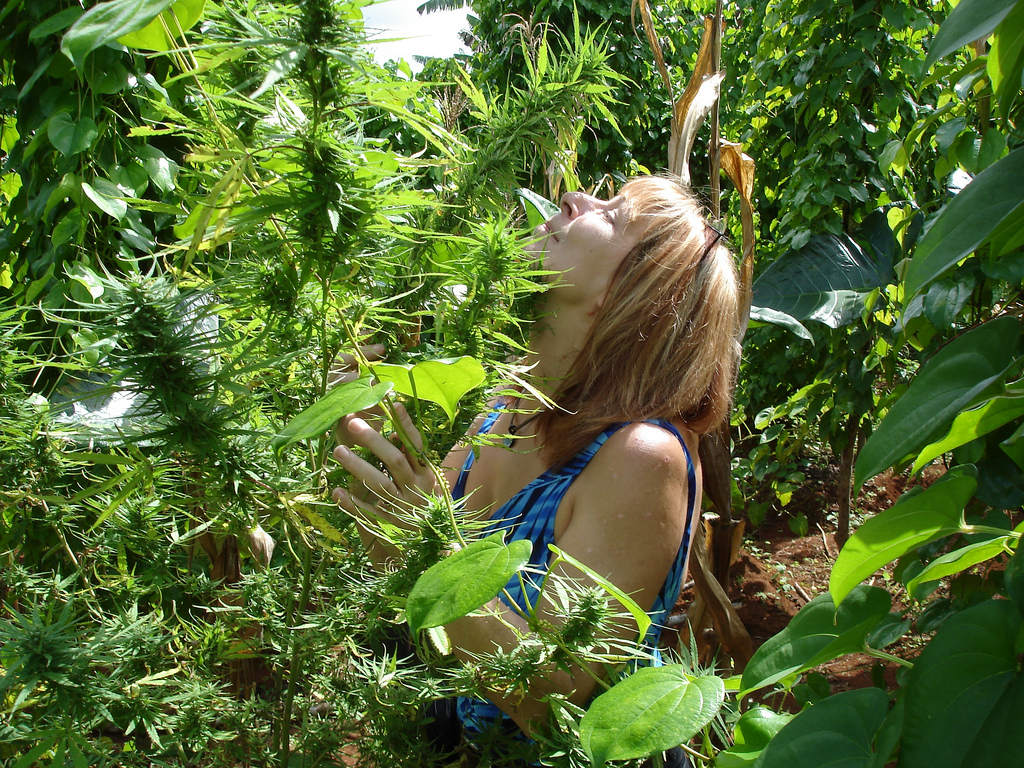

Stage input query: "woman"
[{"left": 332, "top": 175, "right": 740, "bottom": 752}]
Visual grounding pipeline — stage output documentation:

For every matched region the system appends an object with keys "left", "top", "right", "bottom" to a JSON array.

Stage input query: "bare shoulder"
[
  {"left": 556, "top": 422, "right": 697, "bottom": 586},
  {"left": 570, "top": 421, "right": 696, "bottom": 527},
  {"left": 591, "top": 421, "right": 694, "bottom": 483}
]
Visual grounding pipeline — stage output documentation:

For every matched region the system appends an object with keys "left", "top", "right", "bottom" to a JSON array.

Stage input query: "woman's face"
[{"left": 527, "top": 191, "right": 641, "bottom": 306}]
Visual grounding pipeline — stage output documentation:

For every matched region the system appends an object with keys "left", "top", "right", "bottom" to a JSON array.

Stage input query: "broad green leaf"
[
  {"left": 914, "top": 379, "right": 1024, "bottom": 472},
  {"left": 924, "top": 0, "right": 1020, "bottom": 69},
  {"left": 580, "top": 667, "right": 724, "bottom": 768},
  {"left": 61, "top": 0, "right": 175, "bottom": 69},
  {"left": 81, "top": 179, "right": 127, "bottom": 221},
  {"left": 406, "top": 534, "right": 533, "bottom": 633},
  {"left": 754, "top": 688, "right": 890, "bottom": 768},
  {"left": 119, "top": 0, "right": 206, "bottom": 51},
  {"left": 548, "top": 544, "right": 651, "bottom": 640},
  {"left": 988, "top": 201, "right": 1024, "bottom": 259},
  {"left": 271, "top": 377, "right": 392, "bottom": 458},
  {"left": 371, "top": 356, "right": 485, "bottom": 424},
  {"left": 989, "top": 0, "right": 1024, "bottom": 117},
  {"left": 747, "top": 306, "right": 814, "bottom": 343},
  {"left": 109, "top": 162, "right": 150, "bottom": 198},
  {"left": 904, "top": 149, "right": 1024, "bottom": 301},
  {"left": 515, "top": 188, "right": 559, "bottom": 230},
  {"left": 740, "top": 586, "right": 891, "bottom": 695},
  {"left": 750, "top": 234, "right": 888, "bottom": 329},
  {"left": 30, "top": 7, "right": 85, "bottom": 40},
  {"left": 138, "top": 145, "right": 179, "bottom": 194},
  {"left": 716, "top": 707, "right": 794, "bottom": 768},
  {"left": 902, "top": 599, "right": 1024, "bottom": 767},
  {"left": 921, "top": 276, "right": 973, "bottom": 329},
  {"left": 67, "top": 263, "right": 105, "bottom": 299},
  {"left": 906, "top": 536, "right": 1014, "bottom": 595},
  {"left": 854, "top": 316, "right": 1021, "bottom": 487},
  {"left": 830, "top": 473, "right": 976, "bottom": 605},
  {"left": 47, "top": 113, "right": 98, "bottom": 157}
]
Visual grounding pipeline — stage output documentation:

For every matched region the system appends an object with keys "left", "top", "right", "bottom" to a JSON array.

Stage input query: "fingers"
[
  {"left": 333, "top": 442, "right": 400, "bottom": 502},
  {"left": 392, "top": 402, "right": 424, "bottom": 453},
  {"left": 343, "top": 416, "right": 427, "bottom": 490}
]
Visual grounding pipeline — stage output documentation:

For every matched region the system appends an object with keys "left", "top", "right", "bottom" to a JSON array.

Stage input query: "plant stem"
[
  {"left": 277, "top": 536, "right": 316, "bottom": 768},
  {"left": 865, "top": 647, "right": 913, "bottom": 668}
]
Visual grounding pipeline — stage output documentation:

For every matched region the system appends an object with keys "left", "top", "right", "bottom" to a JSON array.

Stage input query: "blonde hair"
[{"left": 540, "top": 175, "right": 741, "bottom": 466}]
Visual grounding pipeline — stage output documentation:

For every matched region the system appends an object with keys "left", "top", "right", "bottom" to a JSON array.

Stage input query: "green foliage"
[
  {"left": 740, "top": 586, "right": 892, "bottom": 696},
  {"left": 579, "top": 666, "right": 724, "bottom": 767},
  {"left": 854, "top": 316, "right": 1022, "bottom": 488},
  {"left": 755, "top": 688, "right": 894, "bottom": 768},
  {"left": 406, "top": 533, "right": 532, "bottom": 634},
  {"left": 901, "top": 599, "right": 1024, "bottom": 767}
]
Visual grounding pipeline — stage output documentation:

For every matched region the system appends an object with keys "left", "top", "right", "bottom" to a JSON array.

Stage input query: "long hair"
[{"left": 539, "top": 175, "right": 741, "bottom": 467}]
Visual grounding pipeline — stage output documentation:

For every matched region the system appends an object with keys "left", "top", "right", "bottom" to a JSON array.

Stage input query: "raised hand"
[{"left": 331, "top": 402, "right": 437, "bottom": 527}]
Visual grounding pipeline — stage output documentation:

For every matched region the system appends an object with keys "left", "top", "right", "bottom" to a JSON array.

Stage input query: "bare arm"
[{"left": 443, "top": 423, "right": 693, "bottom": 734}]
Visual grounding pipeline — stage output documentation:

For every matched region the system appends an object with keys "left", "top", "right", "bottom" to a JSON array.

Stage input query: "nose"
[{"left": 558, "top": 191, "right": 598, "bottom": 221}]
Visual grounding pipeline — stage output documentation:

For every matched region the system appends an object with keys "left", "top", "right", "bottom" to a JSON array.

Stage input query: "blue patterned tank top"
[{"left": 450, "top": 410, "right": 697, "bottom": 736}]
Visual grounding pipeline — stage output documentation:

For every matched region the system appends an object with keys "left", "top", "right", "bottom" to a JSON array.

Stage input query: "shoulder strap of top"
[
  {"left": 451, "top": 405, "right": 504, "bottom": 500},
  {"left": 642, "top": 419, "right": 697, "bottom": 522}
]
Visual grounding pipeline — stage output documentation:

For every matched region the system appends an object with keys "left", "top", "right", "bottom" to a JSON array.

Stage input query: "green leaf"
[
  {"left": 118, "top": 0, "right": 206, "bottom": 51},
  {"left": 740, "top": 586, "right": 891, "bottom": 695},
  {"left": 902, "top": 599, "right": 1024, "bottom": 767},
  {"left": 750, "top": 234, "right": 888, "bottom": 329},
  {"left": 81, "top": 179, "right": 128, "bottom": 221},
  {"left": 61, "top": 0, "right": 175, "bottom": 69},
  {"left": 580, "top": 667, "right": 724, "bottom": 768},
  {"left": 30, "top": 7, "right": 85, "bottom": 40},
  {"left": 914, "top": 379, "right": 1024, "bottom": 472},
  {"left": 754, "top": 688, "right": 890, "bottom": 768},
  {"left": 548, "top": 544, "right": 652, "bottom": 640},
  {"left": 406, "top": 533, "right": 533, "bottom": 633},
  {"left": 924, "top": 0, "right": 1020, "bottom": 69},
  {"left": 515, "top": 187, "right": 559, "bottom": 230},
  {"left": 138, "top": 145, "right": 179, "bottom": 194},
  {"left": 47, "top": 113, "right": 98, "bottom": 157},
  {"left": 371, "top": 356, "right": 485, "bottom": 424},
  {"left": 66, "top": 263, "right": 105, "bottom": 299},
  {"left": 716, "top": 707, "right": 794, "bottom": 768},
  {"left": 854, "top": 316, "right": 1021, "bottom": 487},
  {"left": 989, "top": 1, "right": 1024, "bottom": 118},
  {"left": 271, "top": 377, "right": 392, "bottom": 459},
  {"left": 904, "top": 149, "right": 1024, "bottom": 301},
  {"left": 747, "top": 307, "right": 814, "bottom": 343},
  {"left": 906, "top": 536, "right": 1014, "bottom": 595},
  {"left": 830, "top": 473, "right": 976, "bottom": 605}
]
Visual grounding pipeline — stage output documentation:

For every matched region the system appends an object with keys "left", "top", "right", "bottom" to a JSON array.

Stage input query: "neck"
[{"left": 524, "top": 296, "right": 599, "bottom": 397}]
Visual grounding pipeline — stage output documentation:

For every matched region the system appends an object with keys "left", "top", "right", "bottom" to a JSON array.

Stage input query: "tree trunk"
[{"left": 835, "top": 413, "right": 859, "bottom": 548}]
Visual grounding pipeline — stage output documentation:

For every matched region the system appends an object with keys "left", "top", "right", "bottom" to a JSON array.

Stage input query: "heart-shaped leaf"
[
  {"left": 754, "top": 688, "right": 891, "bottom": 768},
  {"left": 372, "top": 356, "right": 485, "bottom": 424},
  {"left": 716, "top": 707, "right": 794, "bottom": 768},
  {"left": 406, "top": 533, "right": 533, "bottom": 634},
  {"left": 82, "top": 179, "right": 127, "bottom": 221},
  {"left": 48, "top": 113, "right": 98, "bottom": 157},
  {"left": 580, "top": 666, "right": 724, "bottom": 768},
  {"left": 119, "top": 0, "right": 207, "bottom": 51}
]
